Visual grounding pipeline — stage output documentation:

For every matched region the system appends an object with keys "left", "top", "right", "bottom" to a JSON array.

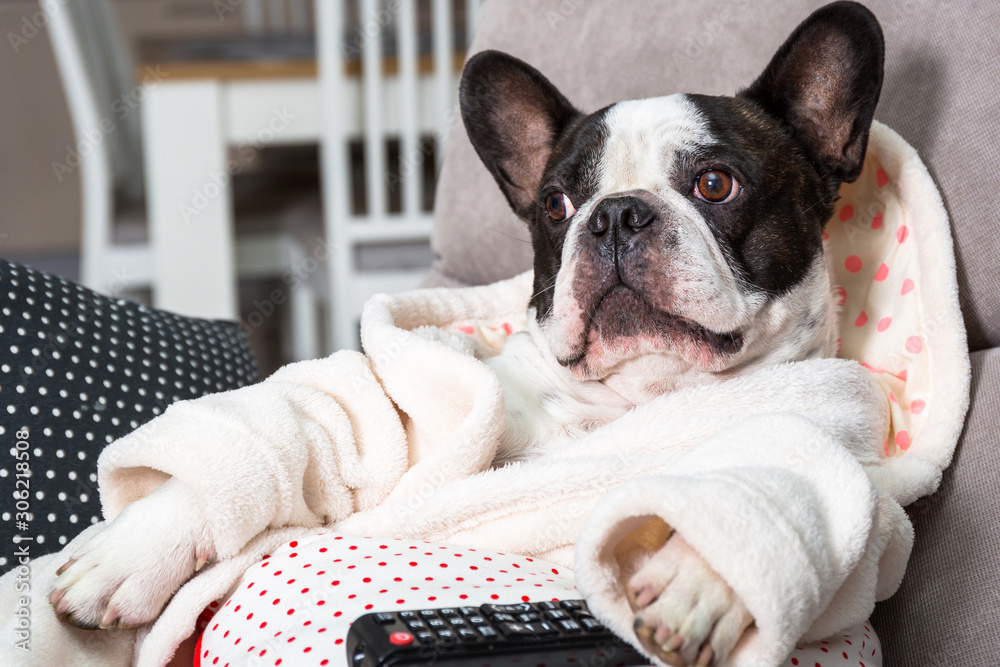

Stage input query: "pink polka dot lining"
[{"left": 827, "top": 154, "right": 931, "bottom": 458}]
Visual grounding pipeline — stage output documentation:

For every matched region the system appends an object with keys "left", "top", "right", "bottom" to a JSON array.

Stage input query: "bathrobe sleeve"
[
  {"left": 573, "top": 359, "right": 912, "bottom": 667},
  {"left": 95, "top": 351, "right": 410, "bottom": 559}
]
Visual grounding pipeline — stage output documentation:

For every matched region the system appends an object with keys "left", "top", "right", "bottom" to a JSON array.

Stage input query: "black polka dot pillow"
[{"left": 0, "top": 259, "right": 259, "bottom": 568}]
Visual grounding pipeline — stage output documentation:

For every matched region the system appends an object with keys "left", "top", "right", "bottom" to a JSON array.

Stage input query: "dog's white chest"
[{"left": 485, "top": 331, "right": 637, "bottom": 465}]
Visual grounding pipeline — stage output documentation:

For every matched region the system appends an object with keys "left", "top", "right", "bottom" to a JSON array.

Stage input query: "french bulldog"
[
  {"left": 49, "top": 2, "right": 883, "bottom": 665},
  {"left": 467, "top": 3, "right": 882, "bottom": 664}
]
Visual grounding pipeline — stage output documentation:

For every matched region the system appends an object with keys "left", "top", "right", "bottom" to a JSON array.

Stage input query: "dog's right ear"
[
  {"left": 739, "top": 1, "right": 884, "bottom": 183},
  {"left": 460, "top": 50, "right": 580, "bottom": 220}
]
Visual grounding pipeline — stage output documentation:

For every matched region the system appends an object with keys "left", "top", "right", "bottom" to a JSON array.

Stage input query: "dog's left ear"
[
  {"left": 739, "top": 1, "right": 884, "bottom": 182},
  {"left": 460, "top": 50, "right": 580, "bottom": 220}
]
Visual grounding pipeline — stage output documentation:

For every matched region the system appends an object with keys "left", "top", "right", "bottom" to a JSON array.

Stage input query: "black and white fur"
[
  {"left": 50, "top": 4, "right": 883, "bottom": 666},
  {"left": 470, "top": 3, "right": 882, "bottom": 664}
]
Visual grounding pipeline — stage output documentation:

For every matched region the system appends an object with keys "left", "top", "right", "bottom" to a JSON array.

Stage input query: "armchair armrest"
[{"left": 871, "top": 347, "right": 1000, "bottom": 662}]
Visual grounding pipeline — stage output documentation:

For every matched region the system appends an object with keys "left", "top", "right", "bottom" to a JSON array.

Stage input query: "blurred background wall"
[
  {"left": 1, "top": 0, "right": 470, "bottom": 375},
  {"left": 0, "top": 0, "right": 251, "bottom": 277}
]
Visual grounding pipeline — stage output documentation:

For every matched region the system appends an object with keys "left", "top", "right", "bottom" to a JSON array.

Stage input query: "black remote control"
[{"left": 346, "top": 599, "right": 647, "bottom": 667}]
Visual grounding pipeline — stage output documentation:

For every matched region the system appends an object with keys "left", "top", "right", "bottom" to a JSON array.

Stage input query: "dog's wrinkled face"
[
  {"left": 538, "top": 95, "right": 838, "bottom": 381},
  {"left": 461, "top": 2, "right": 883, "bottom": 383}
]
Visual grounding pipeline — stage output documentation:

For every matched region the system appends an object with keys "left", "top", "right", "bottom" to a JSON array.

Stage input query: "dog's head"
[{"left": 460, "top": 2, "right": 884, "bottom": 385}]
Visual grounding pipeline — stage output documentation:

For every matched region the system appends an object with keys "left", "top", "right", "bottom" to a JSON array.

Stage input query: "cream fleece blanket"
[{"left": 0, "top": 123, "right": 969, "bottom": 667}]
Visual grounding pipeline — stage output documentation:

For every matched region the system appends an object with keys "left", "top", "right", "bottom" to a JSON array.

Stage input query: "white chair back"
[
  {"left": 43, "top": 0, "right": 150, "bottom": 295},
  {"left": 49, "top": 0, "right": 481, "bottom": 353},
  {"left": 73, "top": 0, "right": 145, "bottom": 203},
  {"left": 318, "top": 0, "right": 481, "bottom": 350}
]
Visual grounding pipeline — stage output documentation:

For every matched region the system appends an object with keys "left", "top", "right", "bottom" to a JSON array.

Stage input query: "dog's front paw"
[
  {"left": 48, "top": 478, "right": 215, "bottom": 630},
  {"left": 626, "top": 534, "right": 752, "bottom": 667}
]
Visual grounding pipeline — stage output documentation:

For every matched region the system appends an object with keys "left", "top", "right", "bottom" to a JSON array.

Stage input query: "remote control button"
[
  {"left": 416, "top": 631, "right": 436, "bottom": 645},
  {"left": 399, "top": 611, "right": 417, "bottom": 620},
  {"left": 428, "top": 619, "right": 446, "bottom": 629},
  {"left": 517, "top": 612, "right": 540, "bottom": 622},
  {"left": 419, "top": 610, "right": 437, "bottom": 618},
  {"left": 558, "top": 619, "right": 582, "bottom": 633},
  {"left": 484, "top": 603, "right": 533, "bottom": 615},
  {"left": 440, "top": 608, "right": 459, "bottom": 617},
  {"left": 467, "top": 616, "right": 487, "bottom": 625},
  {"left": 544, "top": 610, "right": 569, "bottom": 621},
  {"left": 437, "top": 629, "right": 456, "bottom": 641},
  {"left": 498, "top": 622, "right": 535, "bottom": 638},
  {"left": 534, "top": 621, "right": 558, "bottom": 636},
  {"left": 492, "top": 613, "right": 516, "bottom": 623},
  {"left": 460, "top": 606, "right": 479, "bottom": 616},
  {"left": 373, "top": 613, "right": 395, "bottom": 624},
  {"left": 537, "top": 601, "right": 559, "bottom": 611},
  {"left": 581, "top": 618, "right": 605, "bottom": 633},
  {"left": 457, "top": 628, "right": 478, "bottom": 642},
  {"left": 405, "top": 620, "right": 427, "bottom": 631},
  {"left": 560, "top": 600, "right": 583, "bottom": 611},
  {"left": 477, "top": 626, "right": 498, "bottom": 639},
  {"left": 389, "top": 632, "right": 414, "bottom": 646},
  {"left": 449, "top": 617, "right": 467, "bottom": 627}
]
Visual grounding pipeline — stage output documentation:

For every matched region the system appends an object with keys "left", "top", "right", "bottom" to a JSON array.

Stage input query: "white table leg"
[{"left": 143, "top": 80, "right": 238, "bottom": 320}]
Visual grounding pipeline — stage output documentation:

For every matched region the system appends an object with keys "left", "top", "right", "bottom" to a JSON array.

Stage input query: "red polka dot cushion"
[{"left": 195, "top": 535, "right": 881, "bottom": 667}]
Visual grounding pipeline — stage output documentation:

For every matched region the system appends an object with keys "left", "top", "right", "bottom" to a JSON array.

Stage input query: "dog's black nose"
[{"left": 588, "top": 196, "right": 656, "bottom": 236}]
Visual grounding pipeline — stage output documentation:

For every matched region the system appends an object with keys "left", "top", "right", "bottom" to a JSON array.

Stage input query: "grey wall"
[{"left": 0, "top": 0, "right": 248, "bottom": 262}]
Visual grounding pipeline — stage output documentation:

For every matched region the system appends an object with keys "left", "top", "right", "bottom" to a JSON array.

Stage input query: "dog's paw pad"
[
  {"left": 627, "top": 534, "right": 753, "bottom": 666},
  {"left": 634, "top": 613, "right": 687, "bottom": 666},
  {"left": 48, "top": 479, "right": 215, "bottom": 630}
]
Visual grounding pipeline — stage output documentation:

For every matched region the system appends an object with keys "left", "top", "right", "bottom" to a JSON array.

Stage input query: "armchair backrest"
[{"left": 428, "top": 0, "right": 1000, "bottom": 353}]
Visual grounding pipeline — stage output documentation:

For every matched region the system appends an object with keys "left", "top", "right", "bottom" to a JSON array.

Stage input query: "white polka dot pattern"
[{"left": 0, "top": 260, "right": 259, "bottom": 568}]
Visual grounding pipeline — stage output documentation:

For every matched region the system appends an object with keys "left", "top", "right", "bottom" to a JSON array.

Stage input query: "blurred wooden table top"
[{"left": 135, "top": 34, "right": 464, "bottom": 81}]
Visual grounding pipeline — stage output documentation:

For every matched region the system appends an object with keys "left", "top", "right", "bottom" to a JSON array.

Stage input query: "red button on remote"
[{"left": 389, "top": 632, "right": 414, "bottom": 646}]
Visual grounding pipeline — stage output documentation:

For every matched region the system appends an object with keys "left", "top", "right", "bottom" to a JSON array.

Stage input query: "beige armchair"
[{"left": 424, "top": 2, "right": 1000, "bottom": 663}]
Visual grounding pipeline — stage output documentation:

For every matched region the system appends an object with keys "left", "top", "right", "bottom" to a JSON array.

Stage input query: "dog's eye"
[
  {"left": 694, "top": 170, "right": 740, "bottom": 204},
  {"left": 545, "top": 193, "right": 576, "bottom": 222}
]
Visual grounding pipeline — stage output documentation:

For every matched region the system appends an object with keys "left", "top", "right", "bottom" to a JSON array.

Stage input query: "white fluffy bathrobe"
[{"left": 0, "top": 124, "right": 970, "bottom": 667}]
